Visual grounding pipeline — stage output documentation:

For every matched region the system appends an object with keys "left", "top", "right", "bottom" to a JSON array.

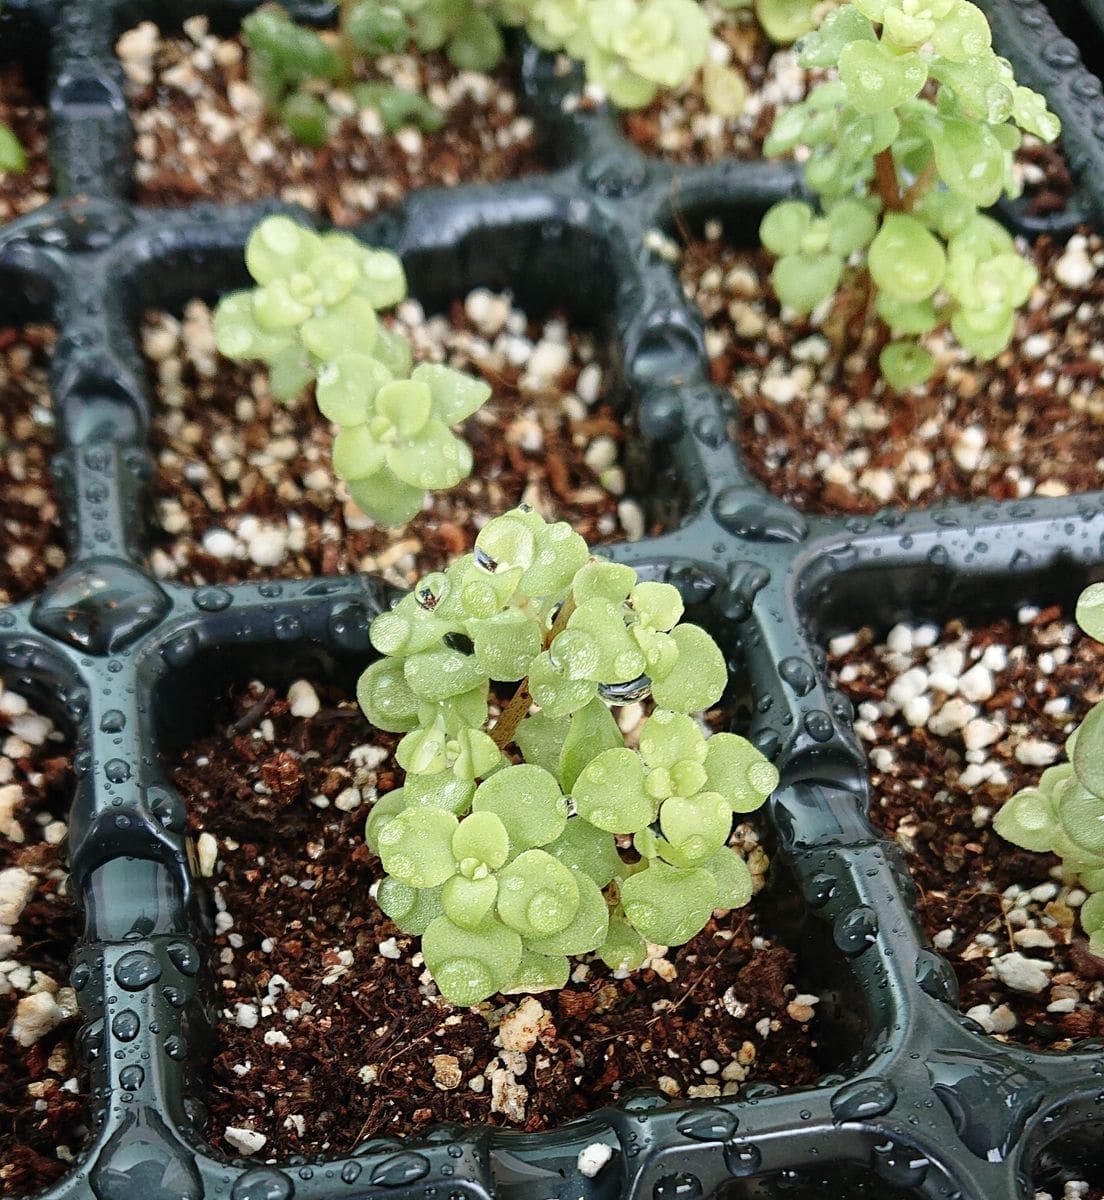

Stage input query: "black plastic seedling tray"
[{"left": 1, "top": 0, "right": 1103, "bottom": 1198}]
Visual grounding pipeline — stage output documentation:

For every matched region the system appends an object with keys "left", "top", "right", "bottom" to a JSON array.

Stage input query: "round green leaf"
[
  {"left": 869, "top": 214, "right": 946, "bottom": 303},
  {"left": 543, "top": 817, "right": 624, "bottom": 888},
  {"left": 838, "top": 41, "right": 926, "bottom": 113},
  {"left": 422, "top": 915, "right": 523, "bottom": 1006},
  {"left": 412, "top": 361, "right": 492, "bottom": 424},
  {"left": 357, "top": 658, "right": 420, "bottom": 732},
  {"left": 700, "top": 847, "right": 754, "bottom": 909},
  {"left": 377, "top": 876, "right": 442, "bottom": 935},
  {"left": 244, "top": 214, "right": 318, "bottom": 284},
  {"left": 620, "top": 861, "right": 717, "bottom": 946},
  {"left": 1077, "top": 584, "right": 1104, "bottom": 644},
  {"left": 650, "top": 624, "right": 727, "bottom": 713},
  {"left": 496, "top": 849, "right": 580, "bottom": 939},
  {"left": 574, "top": 748, "right": 654, "bottom": 833},
  {"left": 377, "top": 806, "right": 459, "bottom": 887},
  {"left": 527, "top": 875, "right": 609, "bottom": 956},
  {"left": 880, "top": 340, "right": 935, "bottom": 391},
  {"left": 597, "top": 916, "right": 647, "bottom": 971},
  {"left": 638, "top": 710, "right": 706, "bottom": 770},
  {"left": 503, "top": 950, "right": 571, "bottom": 994},
  {"left": 760, "top": 202, "right": 814, "bottom": 257},
  {"left": 316, "top": 352, "right": 392, "bottom": 426},
  {"left": 365, "top": 789, "right": 407, "bottom": 854},
  {"left": 442, "top": 873, "right": 499, "bottom": 930},
  {"left": 332, "top": 423, "right": 387, "bottom": 482},
  {"left": 473, "top": 764, "right": 568, "bottom": 851},
  {"left": 659, "top": 792, "right": 732, "bottom": 863},
  {"left": 454, "top": 811, "right": 510, "bottom": 872},
  {"left": 404, "top": 645, "right": 488, "bottom": 702},
  {"left": 771, "top": 252, "right": 843, "bottom": 313},
  {"left": 703, "top": 732, "right": 778, "bottom": 811},
  {"left": 993, "top": 787, "right": 1058, "bottom": 853}
]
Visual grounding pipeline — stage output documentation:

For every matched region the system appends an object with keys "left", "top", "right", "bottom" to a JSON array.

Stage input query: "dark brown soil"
[
  {"left": 121, "top": 20, "right": 544, "bottom": 221},
  {"left": 172, "top": 679, "right": 823, "bottom": 1157},
  {"left": 0, "top": 719, "right": 83, "bottom": 1197},
  {"left": 679, "top": 229, "right": 1104, "bottom": 515},
  {"left": 0, "top": 62, "right": 50, "bottom": 222},
  {"left": 829, "top": 608, "right": 1104, "bottom": 1050},
  {"left": 0, "top": 325, "right": 64, "bottom": 605},
  {"left": 145, "top": 299, "right": 631, "bottom": 588}
]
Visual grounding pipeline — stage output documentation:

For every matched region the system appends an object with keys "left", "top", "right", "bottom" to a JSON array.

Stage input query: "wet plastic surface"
[{"left": 0, "top": 1, "right": 1103, "bottom": 1198}]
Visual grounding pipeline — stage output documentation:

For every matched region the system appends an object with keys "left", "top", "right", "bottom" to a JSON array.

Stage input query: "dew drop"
[{"left": 115, "top": 951, "right": 161, "bottom": 991}]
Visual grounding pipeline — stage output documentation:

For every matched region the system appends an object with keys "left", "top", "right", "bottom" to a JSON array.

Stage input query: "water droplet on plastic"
[
  {"left": 675, "top": 1110, "right": 738, "bottom": 1141},
  {"left": 341, "top": 1163, "right": 362, "bottom": 1185},
  {"left": 32, "top": 560, "right": 170, "bottom": 654},
  {"left": 722, "top": 1143, "right": 762, "bottom": 1176},
  {"left": 871, "top": 1140, "right": 929, "bottom": 1186},
  {"left": 193, "top": 586, "right": 232, "bottom": 612},
  {"left": 653, "top": 1173, "right": 701, "bottom": 1200},
  {"left": 119, "top": 1065, "right": 144, "bottom": 1091},
  {"left": 834, "top": 906, "right": 878, "bottom": 956},
  {"left": 831, "top": 1076, "right": 896, "bottom": 1120},
  {"left": 926, "top": 545, "right": 949, "bottom": 567},
  {"left": 115, "top": 951, "right": 161, "bottom": 991},
  {"left": 370, "top": 1153, "right": 430, "bottom": 1187},
  {"left": 167, "top": 940, "right": 200, "bottom": 976},
  {"left": 231, "top": 1167, "right": 294, "bottom": 1200},
  {"left": 90, "top": 1109, "right": 202, "bottom": 1200},
  {"left": 779, "top": 657, "right": 816, "bottom": 696},
  {"left": 162, "top": 628, "right": 199, "bottom": 668},
  {"left": 714, "top": 492, "right": 808, "bottom": 543},
  {"left": 105, "top": 759, "right": 131, "bottom": 783},
  {"left": 803, "top": 873, "right": 837, "bottom": 908},
  {"left": 274, "top": 613, "right": 302, "bottom": 641},
  {"left": 112, "top": 1010, "right": 141, "bottom": 1041},
  {"left": 803, "top": 710, "right": 834, "bottom": 742},
  {"left": 71, "top": 961, "right": 91, "bottom": 991},
  {"left": 164, "top": 1034, "right": 187, "bottom": 1060}
]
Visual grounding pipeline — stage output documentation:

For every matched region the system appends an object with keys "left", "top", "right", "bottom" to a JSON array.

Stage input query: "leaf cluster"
[
  {"left": 212, "top": 215, "right": 491, "bottom": 526},
  {"left": 994, "top": 584, "right": 1104, "bottom": 959},
  {"left": 244, "top": 0, "right": 745, "bottom": 146},
  {"left": 358, "top": 506, "right": 779, "bottom": 1004},
  {"left": 760, "top": 0, "right": 1060, "bottom": 389}
]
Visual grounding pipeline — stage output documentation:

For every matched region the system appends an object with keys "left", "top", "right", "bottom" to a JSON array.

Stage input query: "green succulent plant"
[
  {"left": 995, "top": 584, "right": 1104, "bottom": 960},
  {"left": 212, "top": 214, "right": 491, "bottom": 526},
  {"left": 243, "top": 0, "right": 754, "bottom": 146},
  {"left": 759, "top": 0, "right": 1060, "bottom": 390},
  {"left": 358, "top": 506, "right": 779, "bottom": 1004}
]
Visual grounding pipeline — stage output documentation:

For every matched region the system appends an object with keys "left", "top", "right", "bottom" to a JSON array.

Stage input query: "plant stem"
[
  {"left": 873, "top": 148, "right": 902, "bottom": 212},
  {"left": 901, "top": 160, "right": 937, "bottom": 213},
  {"left": 338, "top": 0, "right": 358, "bottom": 86},
  {"left": 491, "top": 595, "right": 577, "bottom": 750}
]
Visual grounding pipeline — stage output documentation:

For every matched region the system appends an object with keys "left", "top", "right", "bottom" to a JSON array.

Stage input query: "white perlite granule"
[{"left": 577, "top": 1143, "right": 614, "bottom": 1177}]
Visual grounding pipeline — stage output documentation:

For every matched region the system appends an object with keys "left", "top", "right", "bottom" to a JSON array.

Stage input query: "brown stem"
[
  {"left": 901, "top": 160, "right": 938, "bottom": 213},
  {"left": 337, "top": 0, "right": 358, "bottom": 86},
  {"left": 490, "top": 594, "right": 578, "bottom": 751},
  {"left": 873, "top": 148, "right": 902, "bottom": 213}
]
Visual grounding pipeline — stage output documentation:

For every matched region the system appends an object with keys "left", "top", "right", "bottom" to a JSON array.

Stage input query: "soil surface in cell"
[
  {"left": 680, "top": 229, "right": 1103, "bottom": 515},
  {"left": 0, "top": 696, "right": 83, "bottom": 1198},
  {"left": 173, "top": 679, "right": 825, "bottom": 1157},
  {"left": 119, "top": 18, "right": 543, "bottom": 221},
  {"left": 0, "top": 62, "right": 50, "bottom": 222},
  {"left": 830, "top": 608, "right": 1104, "bottom": 1050},
  {"left": 146, "top": 295, "right": 636, "bottom": 588},
  {"left": 0, "top": 326, "right": 64, "bottom": 604}
]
